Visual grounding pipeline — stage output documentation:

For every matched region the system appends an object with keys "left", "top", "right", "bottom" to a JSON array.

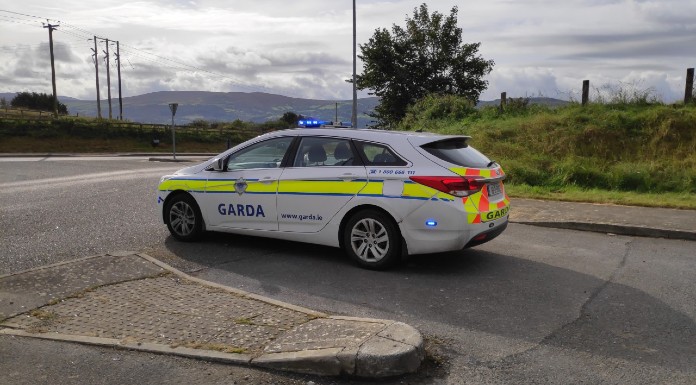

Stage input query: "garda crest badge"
[{"left": 234, "top": 178, "right": 247, "bottom": 195}]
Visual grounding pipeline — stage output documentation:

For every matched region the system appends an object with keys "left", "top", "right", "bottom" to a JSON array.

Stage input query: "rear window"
[
  {"left": 354, "top": 141, "right": 407, "bottom": 166},
  {"left": 421, "top": 138, "right": 491, "bottom": 168}
]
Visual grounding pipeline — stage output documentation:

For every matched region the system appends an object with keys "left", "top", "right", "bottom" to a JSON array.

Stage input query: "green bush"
[{"left": 401, "top": 94, "right": 477, "bottom": 129}]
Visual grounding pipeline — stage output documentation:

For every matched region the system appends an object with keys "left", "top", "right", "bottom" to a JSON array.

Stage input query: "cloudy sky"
[{"left": 0, "top": 0, "right": 694, "bottom": 102}]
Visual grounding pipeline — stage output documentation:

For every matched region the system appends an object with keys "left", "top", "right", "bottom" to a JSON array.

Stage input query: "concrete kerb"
[
  {"left": 147, "top": 158, "right": 196, "bottom": 163},
  {"left": 0, "top": 329, "right": 254, "bottom": 365},
  {"left": 1, "top": 252, "right": 424, "bottom": 378}
]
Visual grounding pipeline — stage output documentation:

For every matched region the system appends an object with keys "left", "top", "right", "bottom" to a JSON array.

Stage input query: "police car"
[{"left": 157, "top": 128, "right": 510, "bottom": 269}]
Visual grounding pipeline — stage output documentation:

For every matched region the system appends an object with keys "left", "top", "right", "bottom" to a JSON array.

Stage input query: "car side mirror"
[{"left": 212, "top": 158, "right": 225, "bottom": 171}]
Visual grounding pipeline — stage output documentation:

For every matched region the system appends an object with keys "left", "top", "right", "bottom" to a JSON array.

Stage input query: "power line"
[
  {"left": 0, "top": 9, "right": 45, "bottom": 20},
  {"left": 0, "top": 8, "right": 269, "bottom": 92},
  {"left": 0, "top": 14, "right": 42, "bottom": 27}
]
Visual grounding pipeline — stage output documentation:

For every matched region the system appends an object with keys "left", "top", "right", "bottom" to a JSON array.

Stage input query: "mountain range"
[{"left": 0, "top": 91, "right": 568, "bottom": 127}]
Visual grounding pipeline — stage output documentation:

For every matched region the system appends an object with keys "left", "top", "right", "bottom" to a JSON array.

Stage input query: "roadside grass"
[{"left": 401, "top": 98, "right": 696, "bottom": 207}]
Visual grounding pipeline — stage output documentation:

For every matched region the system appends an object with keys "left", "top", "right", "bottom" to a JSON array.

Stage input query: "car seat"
[
  {"left": 333, "top": 142, "right": 352, "bottom": 165},
  {"left": 307, "top": 144, "right": 327, "bottom": 165}
]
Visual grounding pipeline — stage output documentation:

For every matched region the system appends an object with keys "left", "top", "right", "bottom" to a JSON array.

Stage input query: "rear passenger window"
[
  {"left": 354, "top": 141, "right": 407, "bottom": 166},
  {"left": 293, "top": 137, "right": 359, "bottom": 167},
  {"left": 421, "top": 138, "right": 490, "bottom": 168}
]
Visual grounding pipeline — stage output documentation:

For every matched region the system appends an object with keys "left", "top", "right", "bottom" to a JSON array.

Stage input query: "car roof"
[{"left": 264, "top": 128, "right": 468, "bottom": 145}]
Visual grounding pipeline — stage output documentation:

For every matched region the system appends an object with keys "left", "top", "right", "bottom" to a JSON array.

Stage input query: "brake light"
[{"left": 409, "top": 176, "right": 484, "bottom": 197}]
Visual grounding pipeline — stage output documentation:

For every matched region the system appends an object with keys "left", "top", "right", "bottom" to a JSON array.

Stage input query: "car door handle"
[
  {"left": 259, "top": 176, "right": 277, "bottom": 184},
  {"left": 339, "top": 173, "right": 358, "bottom": 181}
]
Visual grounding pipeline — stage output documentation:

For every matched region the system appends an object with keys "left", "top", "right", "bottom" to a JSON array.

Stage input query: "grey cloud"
[
  {"left": 501, "top": 28, "right": 696, "bottom": 48},
  {"left": 551, "top": 34, "right": 696, "bottom": 61},
  {"left": 52, "top": 42, "right": 82, "bottom": 63}
]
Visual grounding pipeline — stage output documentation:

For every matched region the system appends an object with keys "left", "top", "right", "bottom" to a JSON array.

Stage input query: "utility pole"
[
  {"left": 91, "top": 37, "right": 102, "bottom": 119},
  {"left": 103, "top": 39, "right": 112, "bottom": 119},
  {"left": 43, "top": 22, "right": 59, "bottom": 118},
  {"left": 115, "top": 41, "right": 123, "bottom": 120},
  {"left": 351, "top": 0, "right": 358, "bottom": 128},
  {"left": 169, "top": 103, "right": 178, "bottom": 160}
]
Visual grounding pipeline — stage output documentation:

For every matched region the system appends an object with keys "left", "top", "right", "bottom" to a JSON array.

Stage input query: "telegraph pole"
[
  {"left": 91, "top": 37, "right": 102, "bottom": 119},
  {"left": 351, "top": 0, "right": 358, "bottom": 128},
  {"left": 43, "top": 22, "right": 59, "bottom": 118},
  {"left": 103, "top": 39, "right": 112, "bottom": 119},
  {"left": 169, "top": 103, "right": 178, "bottom": 160},
  {"left": 115, "top": 41, "right": 123, "bottom": 120}
]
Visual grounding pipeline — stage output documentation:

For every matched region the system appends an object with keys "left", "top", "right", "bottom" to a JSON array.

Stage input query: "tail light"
[{"left": 409, "top": 176, "right": 484, "bottom": 197}]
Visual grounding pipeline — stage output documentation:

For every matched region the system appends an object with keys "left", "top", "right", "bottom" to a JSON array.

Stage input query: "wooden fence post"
[
  {"left": 500, "top": 92, "right": 507, "bottom": 110},
  {"left": 685, "top": 68, "right": 694, "bottom": 104},
  {"left": 582, "top": 80, "right": 590, "bottom": 106}
]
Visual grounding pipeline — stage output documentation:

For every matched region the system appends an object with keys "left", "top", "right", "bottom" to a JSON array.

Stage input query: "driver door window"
[{"left": 227, "top": 137, "right": 293, "bottom": 170}]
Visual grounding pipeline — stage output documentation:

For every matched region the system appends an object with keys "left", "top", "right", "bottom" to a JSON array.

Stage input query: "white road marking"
[{"left": 0, "top": 167, "right": 182, "bottom": 194}]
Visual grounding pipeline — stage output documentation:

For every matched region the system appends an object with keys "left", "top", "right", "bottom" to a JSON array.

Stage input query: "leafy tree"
[
  {"left": 280, "top": 111, "right": 299, "bottom": 126},
  {"left": 10, "top": 92, "right": 68, "bottom": 114},
  {"left": 0, "top": 97, "right": 7, "bottom": 109},
  {"left": 357, "top": 4, "right": 494, "bottom": 127}
]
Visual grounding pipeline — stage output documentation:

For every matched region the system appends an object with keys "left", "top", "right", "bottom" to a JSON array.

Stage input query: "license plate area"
[{"left": 487, "top": 182, "right": 502, "bottom": 198}]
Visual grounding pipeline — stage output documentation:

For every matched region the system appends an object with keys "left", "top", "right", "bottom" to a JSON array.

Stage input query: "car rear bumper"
[
  {"left": 401, "top": 214, "right": 509, "bottom": 255},
  {"left": 464, "top": 219, "right": 508, "bottom": 248}
]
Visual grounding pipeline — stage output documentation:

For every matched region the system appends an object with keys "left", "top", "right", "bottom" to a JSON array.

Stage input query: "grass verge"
[{"left": 506, "top": 184, "right": 696, "bottom": 210}]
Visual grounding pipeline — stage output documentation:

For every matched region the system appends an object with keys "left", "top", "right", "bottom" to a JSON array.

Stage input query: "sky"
[{"left": 0, "top": 0, "right": 694, "bottom": 102}]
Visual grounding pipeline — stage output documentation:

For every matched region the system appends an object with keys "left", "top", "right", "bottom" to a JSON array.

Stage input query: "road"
[{"left": 1, "top": 157, "right": 695, "bottom": 384}]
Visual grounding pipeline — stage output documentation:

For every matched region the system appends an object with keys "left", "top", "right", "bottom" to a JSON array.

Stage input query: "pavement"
[
  {"left": 510, "top": 198, "right": 696, "bottom": 241},
  {"left": 1, "top": 198, "right": 694, "bottom": 379}
]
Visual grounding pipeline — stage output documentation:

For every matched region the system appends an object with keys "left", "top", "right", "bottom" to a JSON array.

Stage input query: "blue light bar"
[
  {"left": 425, "top": 219, "right": 438, "bottom": 227},
  {"left": 297, "top": 117, "right": 326, "bottom": 128}
]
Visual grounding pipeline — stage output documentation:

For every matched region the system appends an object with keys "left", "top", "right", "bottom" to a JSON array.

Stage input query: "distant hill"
[
  {"left": 1, "top": 91, "right": 568, "bottom": 127},
  {"left": 1, "top": 91, "right": 381, "bottom": 127}
]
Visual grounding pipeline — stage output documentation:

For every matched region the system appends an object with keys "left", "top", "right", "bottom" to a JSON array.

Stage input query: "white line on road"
[{"left": 0, "top": 167, "right": 182, "bottom": 194}]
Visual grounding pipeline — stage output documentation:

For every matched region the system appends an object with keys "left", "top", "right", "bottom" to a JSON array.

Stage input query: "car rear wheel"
[
  {"left": 165, "top": 193, "right": 203, "bottom": 241},
  {"left": 343, "top": 209, "right": 401, "bottom": 270}
]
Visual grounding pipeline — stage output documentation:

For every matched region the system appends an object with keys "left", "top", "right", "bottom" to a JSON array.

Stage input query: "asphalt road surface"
[{"left": 1, "top": 157, "right": 695, "bottom": 385}]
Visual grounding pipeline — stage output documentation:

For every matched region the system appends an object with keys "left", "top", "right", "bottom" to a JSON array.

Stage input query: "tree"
[
  {"left": 10, "top": 92, "right": 68, "bottom": 114},
  {"left": 356, "top": 4, "right": 494, "bottom": 127},
  {"left": 280, "top": 111, "right": 299, "bottom": 127}
]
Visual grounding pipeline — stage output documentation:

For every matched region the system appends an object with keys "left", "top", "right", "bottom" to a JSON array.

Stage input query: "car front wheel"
[
  {"left": 165, "top": 193, "right": 203, "bottom": 241},
  {"left": 343, "top": 209, "right": 401, "bottom": 270}
]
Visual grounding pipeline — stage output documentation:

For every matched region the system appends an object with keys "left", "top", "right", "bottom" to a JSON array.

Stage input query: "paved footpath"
[
  {"left": 0, "top": 197, "right": 693, "bottom": 379},
  {"left": 510, "top": 198, "right": 696, "bottom": 241},
  {"left": 0, "top": 252, "right": 423, "bottom": 378}
]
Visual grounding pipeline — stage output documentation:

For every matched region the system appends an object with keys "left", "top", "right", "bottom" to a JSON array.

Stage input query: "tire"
[
  {"left": 343, "top": 209, "right": 401, "bottom": 270},
  {"left": 165, "top": 193, "right": 204, "bottom": 241}
]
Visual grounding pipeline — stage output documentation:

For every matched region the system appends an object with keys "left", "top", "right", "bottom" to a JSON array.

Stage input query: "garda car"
[{"left": 157, "top": 128, "right": 510, "bottom": 269}]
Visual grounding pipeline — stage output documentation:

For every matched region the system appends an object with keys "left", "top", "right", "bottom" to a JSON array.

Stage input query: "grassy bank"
[
  {"left": 402, "top": 103, "right": 696, "bottom": 194},
  {"left": 400, "top": 97, "right": 696, "bottom": 208}
]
